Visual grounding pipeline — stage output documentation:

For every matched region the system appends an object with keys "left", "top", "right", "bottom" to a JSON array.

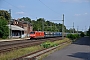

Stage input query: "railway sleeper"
[{"left": 13, "top": 42, "right": 70, "bottom": 60}]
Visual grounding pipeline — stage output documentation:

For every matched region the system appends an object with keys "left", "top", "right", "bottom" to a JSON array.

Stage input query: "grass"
[
  {"left": 53, "top": 38, "right": 70, "bottom": 44},
  {"left": 0, "top": 38, "right": 3, "bottom": 40},
  {"left": 38, "top": 41, "right": 71, "bottom": 60},
  {"left": 0, "top": 38, "right": 71, "bottom": 60},
  {"left": 0, "top": 45, "right": 44, "bottom": 60}
]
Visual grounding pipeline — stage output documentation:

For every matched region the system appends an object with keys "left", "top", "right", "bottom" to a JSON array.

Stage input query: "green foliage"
[
  {"left": 66, "top": 28, "right": 77, "bottom": 33},
  {"left": 80, "top": 32, "right": 85, "bottom": 37},
  {"left": 66, "top": 34, "right": 79, "bottom": 40},
  {"left": 87, "top": 27, "right": 90, "bottom": 36},
  {"left": 0, "top": 39, "right": 70, "bottom": 60},
  {"left": 74, "top": 34, "right": 79, "bottom": 38},
  {"left": 0, "top": 17, "right": 9, "bottom": 39},
  {"left": 40, "top": 41, "right": 58, "bottom": 48},
  {"left": 0, "top": 10, "right": 10, "bottom": 21},
  {"left": 0, "top": 45, "right": 43, "bottom": 60},
  {"left": 20, "top": 17, "right": 31, "bottom": 23},
  {"left": 31, "top": 18, "right": 66, "bottom": 32},
  {"left": 18, "top": 17, "right": 76, "bottom": 32},
  {"left": 40, "top": 38, "right": 71, "bottom": 48}
]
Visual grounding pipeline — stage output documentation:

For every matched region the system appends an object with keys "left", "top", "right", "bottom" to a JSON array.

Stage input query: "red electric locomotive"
[{"left": 30, "top": 31, "right": 44, "bottom": 39}]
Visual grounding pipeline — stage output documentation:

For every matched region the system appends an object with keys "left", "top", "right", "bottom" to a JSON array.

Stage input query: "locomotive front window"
[{"left": 30, "top": 32, "right": 35, "bottom": 34}]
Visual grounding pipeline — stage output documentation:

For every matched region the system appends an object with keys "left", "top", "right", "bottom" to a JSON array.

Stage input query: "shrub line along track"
[
  {"left": 13, "top": 41, "right": 70, "bottom": 60},
  {"left": 0, "top": 37, "right": 62, "bottom": 54}
]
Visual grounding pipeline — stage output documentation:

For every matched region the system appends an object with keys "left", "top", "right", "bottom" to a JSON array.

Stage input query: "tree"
[
  {"left": 0, "top": 10, "right": 10, "bottom": 21},
  {"left": 0, "top": 17, "right": 9, "bottom": 39},
  {"left": 68, "top": 28, "right": 74, "bottom": 33},
  {"left": 20, "top": 17, "right": 31, "bottom": 23},
  {"left": 31, "top": 18, "right": 66, "bottom": 32},
  {"left": 80, "top": 32, "right": 85, "bottom": 37},
  {"left": 87, "top": 26, "right": 90, "bottom": 36}
]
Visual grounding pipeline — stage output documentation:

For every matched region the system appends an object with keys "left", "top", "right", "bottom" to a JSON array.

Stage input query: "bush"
[
  {"left": 0, "top": 17, "right": 9, "bottom": 39},
  {"left": 66, "top": 34, "right": 73, "bottom": 39},
  {"left": 80, "top": 32, "right": 85, "bottom": 37},
  {"left": 66, "top": 34, "right": 79, "bottom": 40},
  {"left": 40, "top": 41, "right": 58, "bottom": 48},
  {"left": 73, "top": 34, "right": 79, "bottom": 38}
]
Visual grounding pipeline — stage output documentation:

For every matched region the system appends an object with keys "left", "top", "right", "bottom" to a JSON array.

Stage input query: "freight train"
[{"left": 30, "top": 31, "right": 63, "bottom": 39}]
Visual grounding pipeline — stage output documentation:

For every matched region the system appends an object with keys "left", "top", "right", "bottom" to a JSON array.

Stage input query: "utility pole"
[
  {"left": 27, "top": 21, "right": 28, "bottom": 37},
  {"left": 82, "top": 29, "right": 83, "bottom": 32},
  {"left": 55, "top": 24, "right": 56, "bottom": 31},
  {"left": 85, "top": 26, "right": 86, "bottom": 35},
  {"left": 36, "top": 17, "right": 38, "bottom": 31},
  {"left": 42, "top": 19, "right": 44, "bottom": 31},
  {"left": 77, "top": 26, "right": 79, "bottom": 34},
  {"left": 21, "top": 26, "right": 22, "bottom": 38},
  {"left": 62, "top": 14, "right": 64, "bottom": 39},
  {"left": 9, "top": 9, "right": 11, "bottom": 38},
  {"left": 51, "top": 24, "right": 52, "bottom": 31},
  {"left": 73, "top": 22, "right": 74, "bottom": 33},
  {"left": 36, "top": 17, "right": 39, "bottom": 31}
]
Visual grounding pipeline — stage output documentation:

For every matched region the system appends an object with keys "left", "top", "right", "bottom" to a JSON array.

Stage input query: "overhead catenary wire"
[
  {"left": 38, "top": 0, "right": 60, "bottom": 15},
  {"left": 2, "top": 0, "right": 36, "bottom": 18},
  {"left": 3, "top": 0, "right": 61, "bottom": 18}
]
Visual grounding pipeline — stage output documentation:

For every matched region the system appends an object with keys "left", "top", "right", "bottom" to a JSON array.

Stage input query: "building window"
[
  {"left": 15, "top": 22, "right": 16, "bottom": 24},
  {"left": 17, "top": 22, "right": 18, "bottom": 24}
]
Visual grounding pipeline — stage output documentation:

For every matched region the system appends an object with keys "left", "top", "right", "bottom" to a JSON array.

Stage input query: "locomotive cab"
[{"left": 30, "top": 31, "right": 35, "bottom": 39}]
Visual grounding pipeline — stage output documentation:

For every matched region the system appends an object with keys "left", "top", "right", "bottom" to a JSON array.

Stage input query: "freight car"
[{"left": 29, "top": 31, "right": 62, "bottom": 39}]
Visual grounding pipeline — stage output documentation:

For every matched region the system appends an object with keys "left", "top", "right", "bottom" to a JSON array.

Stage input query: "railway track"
[
  {"left": 13, "top": 41, "right": 70, "bottom": 60},
  {"left": 0, "top": 37, "right": 62, "bottom": 54}
]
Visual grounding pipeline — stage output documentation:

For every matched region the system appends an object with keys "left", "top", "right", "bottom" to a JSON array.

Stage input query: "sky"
[{"left": 0, "top": 0, "right": 90, "bottom": 31}]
